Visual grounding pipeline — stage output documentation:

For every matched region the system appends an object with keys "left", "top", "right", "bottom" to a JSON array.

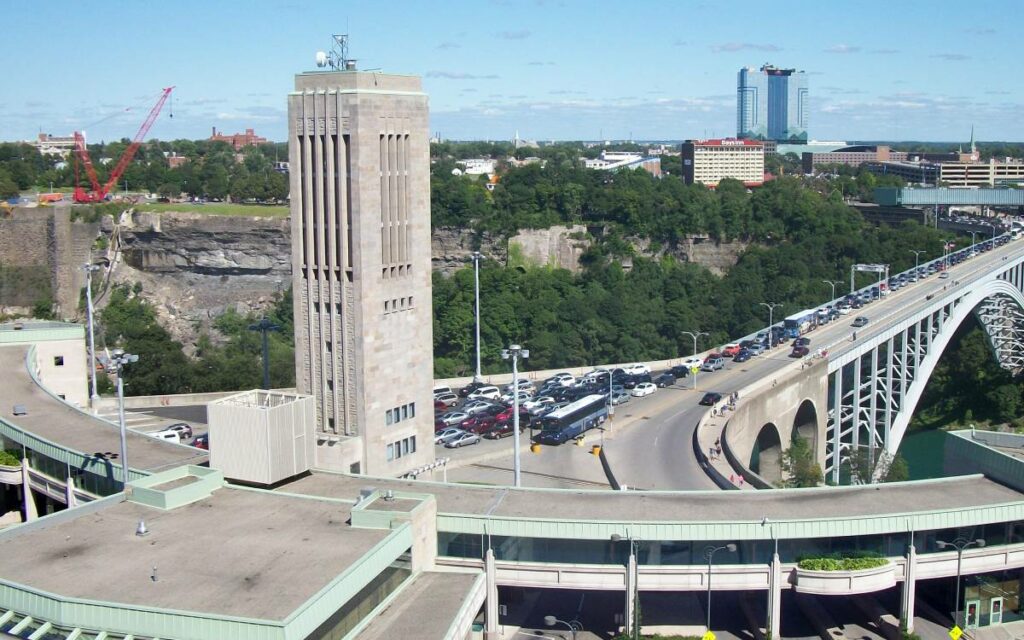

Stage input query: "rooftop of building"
[
  {"left": 276, "top": 470, "right": 1023, "bottom": 526},
  {"left": 0, "top": 469, "right": 389, "bottom": 621},
  {"left": 0, "top": 320, "right": 83, "bottom": 344},
  {"left": 0, "top": 345, "right": 207, "bottom": 474},
  {"left": 356, "top": 571, "right": 483, "bottom": 640}
]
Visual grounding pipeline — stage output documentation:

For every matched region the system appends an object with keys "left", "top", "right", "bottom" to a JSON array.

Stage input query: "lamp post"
[
  {"left": 82, "top": 261, "right": 107, "bottom": 409},
  {"left": 822, "top": 280, "right": 842, "bottom": 302},
  {"left": 611, "top": 533, "right": 641, "bottom": 639},
  {"left": 704, "top": 543, "right": 737, "bottom": 633},
  {"left": 910, "top": 250, "right": 926, "bottom": 274},
  {"left": 109, "top": 349, "right": 139, "bottom": 490},
  {"left": 248, "top": 316, "right": 281, "bottom": 390},
  {"left": 502, "top": 344, "right": 529, "bottom": 487},
  {"left": 935, "top": 537, "right": 985, "bottom": 628},
  {"left": 544, "top": 615, "right": 582, "bottom": 640},
  {"left": 760, "top": 303, "right": 782, "bottom": 346},
  {"left": 471, "top": 252, "right": 483, "bottom": 383},
  {"left": 970, "top": 231, "right": 978, "bottom": 248},
  {"left": 680, "top": 331, "right": 707, "bottom": 390}
]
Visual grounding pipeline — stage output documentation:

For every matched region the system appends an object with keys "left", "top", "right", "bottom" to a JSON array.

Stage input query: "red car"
[
  {"left": 721, "top": 344, "right": 741, "bottom": 357},
  {"left": 484, "top": 423, "right": 515, "bottom": 439},
  {"left": 458, "top": 416, "right": 479, "bottom": 431},
  {"left": 190, "top": 433, "right": 209, "bottom": 450}
]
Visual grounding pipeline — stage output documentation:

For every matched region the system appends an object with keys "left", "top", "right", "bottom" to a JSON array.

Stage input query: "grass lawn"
[{"left": 135, "top": 202, "right": 289, "bottom": 217}]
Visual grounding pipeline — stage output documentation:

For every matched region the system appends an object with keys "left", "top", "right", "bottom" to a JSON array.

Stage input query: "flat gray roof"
[
  {"left": 278, "top": 472, "right": 1024, "bottom": 524},
  {"left": 0, "top": 346, "right": 207, "bottom": 473},
  {"left": 356, "top": 571, "right": 481, "bottom": 640},
  {"left": 0, "top": 485, "right": 387, "bottom": 620}
]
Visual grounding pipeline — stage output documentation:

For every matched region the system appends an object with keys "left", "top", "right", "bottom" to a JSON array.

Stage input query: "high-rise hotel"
[
  {"left": 737, "top": 64, "right": 808, "bottom": 143},
  {"left": 288, "top": 68, "right": 434, "bottom": 476}
]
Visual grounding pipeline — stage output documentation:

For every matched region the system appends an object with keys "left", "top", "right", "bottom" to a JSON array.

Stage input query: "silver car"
[
  {"left": 444, "top": 432, "right": 481, "bottom": 448},
  {"left": 434, "top": 428, "right": 465, "bottom": 445}
]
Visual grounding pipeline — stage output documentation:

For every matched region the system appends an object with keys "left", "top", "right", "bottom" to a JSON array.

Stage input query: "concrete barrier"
[{"left": 97, "top": 388, "right": 297, "bottom": 411}]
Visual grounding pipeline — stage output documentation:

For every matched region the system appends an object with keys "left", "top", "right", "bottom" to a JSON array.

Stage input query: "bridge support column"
[
  {"left": 901, "top": 544, "right": 917, "bottom": 633},
  {"left": 484, "top": 548, "right": 499, "bottom": 639},
  {"left": 65, "top": 475, "right": 77, "bottom": 509},
  {"left": 767, "top": 552, "right": 782, "bottom": 640},
  {"left": 20, "top": 460, "right": 36, "bottom": 522},
  {"left": 624, "top": 551, "right": 637, "bottom": 636}
]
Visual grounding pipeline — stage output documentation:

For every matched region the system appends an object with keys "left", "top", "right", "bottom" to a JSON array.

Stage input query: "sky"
[{"left": 1, "top": 0, "right": 1020, "bottom": 144}]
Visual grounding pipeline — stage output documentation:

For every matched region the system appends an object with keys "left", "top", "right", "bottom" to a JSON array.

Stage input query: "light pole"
[
  {"left": 543, "top": 615, "right": 582, "bottom": 640},
  {"left": 502, "top": 344, "right": 529, "bottom": 487},
  {"left": 248, "top": 317, "right": 280, "bottom": 390},
  {"left": 611, "top": 533, "right": 641, "bottom": 639},
  {"left": 760, "top": 303, "right": 782, "bottom": 346},
  {"left": 970, "top": 231, "right": 978, "bottom": 247},
  {"left": 935, "top": 537, "right": 985, "bottom": 628},
  {"left": 910, "top": 250, "right": 926, "bottom": 274},
  {"left": 705, "top": 543, "right": 737, "bottom": 633},
  {"left": 82, "top": 261, "right": 107, "bottom": 409},
  {"left": 109, "top": 349, "right": 139, "bottom": 490},
  {"left": 822, "top": 280, "right": 842, "bottom": 302},
  {"left": 680, "top": 331, "right": 707, "bottom": 390},
  {"left": 471, "top": 252, "right": 483, "bottom": 383}
]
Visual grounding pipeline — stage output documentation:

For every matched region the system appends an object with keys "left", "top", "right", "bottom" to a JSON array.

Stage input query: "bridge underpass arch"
[
  {"left": 750, "top": 422, "right": 783, "bottom": 485},
  {"left": 793, "top": 399, "right": 818, "bottom": 452},
  {"left": 827, "top": 276, "right": 1024, "bottom": 482}
]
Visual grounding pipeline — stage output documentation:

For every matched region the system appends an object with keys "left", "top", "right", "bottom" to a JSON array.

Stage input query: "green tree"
[{"left": 780, "top": 437, "right": 823, "bottom": 487}]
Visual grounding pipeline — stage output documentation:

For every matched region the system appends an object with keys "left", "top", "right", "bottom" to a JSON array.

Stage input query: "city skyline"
[{"left": 1, "top": 0, "right": 1021, "bottom": 144}]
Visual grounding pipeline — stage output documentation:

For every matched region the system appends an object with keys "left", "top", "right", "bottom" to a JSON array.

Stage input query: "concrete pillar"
[
  {"left": 768, "top": 552, "right": 782, "bottom": 640},
  {"left": 901, "top": 544, "right": 917, "bottom": 633},
  {"left": 65, "top": 475, "right": 77, "bottom": 509},
  {"left": 20, "top": 460, "right": 37, "bottom": 522},
  {"left": 485, "top": 548, "right": 499, "bottom": 639},
  {"left": 625, "top": 552, "right": 637, "bottom": 635}
]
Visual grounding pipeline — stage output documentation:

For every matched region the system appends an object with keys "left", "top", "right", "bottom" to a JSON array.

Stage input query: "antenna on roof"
[{"left": 315, "top": 34, "right": 357, "bottom": 71}]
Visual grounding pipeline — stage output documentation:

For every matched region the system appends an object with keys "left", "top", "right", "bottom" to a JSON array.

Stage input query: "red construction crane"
[{"left": 73, "top": 87, "right": 174, "bottom": 204}]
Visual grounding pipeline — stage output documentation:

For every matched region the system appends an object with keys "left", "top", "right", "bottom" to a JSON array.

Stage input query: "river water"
[{"left": 897, "top": 429, "right": 949, "bottom": 480}]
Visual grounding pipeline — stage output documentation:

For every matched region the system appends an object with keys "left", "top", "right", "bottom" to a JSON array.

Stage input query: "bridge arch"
[
  {"left": 750, "top": 422, "right": 783, "bottom": 485},
  {"left": 827, "top": 276, "right": 1024, "bottom": 481},
  {"left": 793, "top": 399, "right": 818, "bottom": 451}
]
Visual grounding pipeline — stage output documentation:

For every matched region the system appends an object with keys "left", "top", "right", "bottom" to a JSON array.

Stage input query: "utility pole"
[{"left": 248, "top": 317, "right": 281, "bottom": 390}]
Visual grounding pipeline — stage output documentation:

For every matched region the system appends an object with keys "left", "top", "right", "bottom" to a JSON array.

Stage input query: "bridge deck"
[
  {"left": 0, "top": 346, "right": 207, "bottom": 473},
  {"left": 277, "top": 471, "right": 1024, "bottom": 522}
]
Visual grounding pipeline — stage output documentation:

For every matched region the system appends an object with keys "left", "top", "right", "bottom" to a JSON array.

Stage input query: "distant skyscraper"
[
  {"left": 288, "top": 67, "right": 434, "bottom": 477},
  {"left": 737, "top": 64, "right": 808, "bottom": 143}
]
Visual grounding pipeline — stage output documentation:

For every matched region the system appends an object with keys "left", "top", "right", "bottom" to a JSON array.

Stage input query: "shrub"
[
  {"left": 0, "top": 449, "right": 22, "bottom": 467},
  {"left": 797, "top": 554, "right": 888, "bottom": 571}
]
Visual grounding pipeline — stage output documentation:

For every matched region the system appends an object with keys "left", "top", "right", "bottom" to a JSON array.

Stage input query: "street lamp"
[
  {"left": 759, "top": 303, "right": 782, "bottom": 346},
  {"left": 910, "top": 250, "right": 926, "bottom": 274},
  {"left": 471, "top": 252, "right": 484, "bottom": 383},
  {"left": 248, "top": 317, "right": 280, "bottom": 390},
  {"left": 611, "top": 533, "right": 641, "bottom": 640},
  {"left": 822, "top": 280, "right": 842, "bottom": 302},
  {"left": 544, "top": 615, "right": 582, "bottom": 640},
  {"left": 501, "top": 344, "right": 529, "bottom": 487},
  {"left": 680, "top": 331, "right": 708, "bottom": 390},
  {"left": 970, "top": 231, "right": 978, "bottom": 247},
  {"left": 704, "top": 543, "right": 737, "bottom": 633},
  {"left": 109, "top": 349, "right": 139, "bottom": 491},
  {"left": 935, "top": 537, "right": 985, "bottom": 628},
  {"left": 82, "top": 260, "right": 108, "bottom": 409}
]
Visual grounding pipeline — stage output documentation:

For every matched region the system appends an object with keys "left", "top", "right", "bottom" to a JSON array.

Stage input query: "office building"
[
  {"left": 288, "top": 68, "right": 434, "bottom": 476},
  {"left": 737, "top": 64, "right": 808, "bottom": 142},
  {"left": 802, "top": 145, "right": 909, "bottom": 173},
  {"left": 209, "top": 127, "right": 268, "bottom": 150},
  {"left": 681, "top": 138, "right": 765, "bottom": 187}
]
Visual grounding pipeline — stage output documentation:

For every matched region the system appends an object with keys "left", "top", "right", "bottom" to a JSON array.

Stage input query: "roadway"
[{"left": 441, "top": 234, "right": 1024, "bottom": 491}]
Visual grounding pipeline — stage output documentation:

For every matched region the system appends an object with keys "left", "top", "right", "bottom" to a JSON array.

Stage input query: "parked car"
[
  {"left": 190, "top": 433, "right": 209, "bottom": 450},
  {"left": 699, "top": 392, "right": 723, "bottom": 406},
  {"left": 790, "top": 346, "right": 810, "bottom": 358},
  {"left": 545, "top": 372, "right": 576, "bottom": 387},
  {"left": 720, "top": 343, "right": 741, "bottom": 357},
  {"left": 163, "top": 422, "right": 193, "bottom": 440},
  {"left": 852, "top": 316, "right": 869, "bottom": 328},
  {"left": 434, "top": 428, "right": 464, "bottom": 444},
  {"left": 701, "top": 356, "right": 725, "bottom": 372},
  {"left": 503, "top": 379, "right": 535, "bottom": 394},
  {"left": 523, "top": 395, "right": 556, "bottom": 412},
  {"left": 463, "top": 400, "right": 497, "bottom": 415},
  {"left": 436, "top": 411, "right": 469, "bottom": 427},
  {"left": 445, "top": 432, "right": 481, "bottom": 448},
  {"left": 484, "top": 423, "right": 515, "bottom": 439},
  {"left": 610, "top": 391, "right": 631, "bottom": 405},
  {"left": 150, "top": 430, "right": 181, "bottom": 444},
  {"left": 467, "top": 385, "right": 501, "bottom": 400},
  {"left": 654, "top": 373, "right": 676, "bottom": 387},
  {"left": 733, "top": 349, "right": 752, "bottom": 363},
  {"left": 433, "top": 385, "right": 453, "bottom": 397},
  {"left": 434, "top": 392, "right": 459, "bottom": 407},
  {"left": 631, "top": 382, "right": 657, "bottom": 397},
  {"left": 500, "top": 390, "right": 533, "bottom": 404},
  {"left": 458, "top": 381, "right": 488, "bottom": 398}
]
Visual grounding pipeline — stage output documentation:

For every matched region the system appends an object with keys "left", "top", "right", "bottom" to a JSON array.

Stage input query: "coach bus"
[
  {"left": 783, "top": 308, "right": 819, "bottom": 339},
  {"left": 534, "top": 394, "right": 608, "bottom": 445}
]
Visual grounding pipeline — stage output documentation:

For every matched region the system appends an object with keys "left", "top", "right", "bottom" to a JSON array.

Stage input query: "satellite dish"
[{"left": 315, "top": 51, "right": 328, "bottom": 68}]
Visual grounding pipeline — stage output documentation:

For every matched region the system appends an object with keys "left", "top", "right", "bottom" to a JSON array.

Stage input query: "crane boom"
[{"left": 73, "top": 86, "right": 174, "bottom": 203}]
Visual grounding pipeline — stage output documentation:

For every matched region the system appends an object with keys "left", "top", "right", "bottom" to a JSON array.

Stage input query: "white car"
[
  {"left": 150, "top": 429, "right": 182, "bottom": 443},
  {"left": 433, "top": 385, "right": 453, "bottom": 397},
  {"left": 680, "top": 356, "right": 703, "bottom": 369},
  {"left": 500, "top": 390, "right": 532, "bottom": 404},
  {"left": 630, "top": 382, "right": 657, "bottom": 397},
  {"left": 623, "top": 363, "right": 650, "bottom": 376},
  {"left": 523, "top": 395, "right": 556, "bottom": 411},
  {"left": 582, "top": 368, "right": 609, "bottom": 383},
  {"left": 467, "top": 385, "right": 501, "bottom": 400},
  {"left": 503, "top": 379, "right": 535, "bottom": 394},
  {"left": 546, "top": 372, "right": 576, "bottom": 387}
]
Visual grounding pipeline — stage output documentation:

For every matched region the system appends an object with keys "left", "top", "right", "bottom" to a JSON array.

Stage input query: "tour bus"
[
  {"left": 783, "top": 309, "right": 819, "bottom": 339},
  {"left": 534, "top": 394, "right": 608, "bottom": 445}
]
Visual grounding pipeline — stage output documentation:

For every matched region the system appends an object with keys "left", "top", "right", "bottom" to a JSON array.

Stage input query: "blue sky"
[{"left": 1, "top": 0, "right": 1018, "bottom": 143}]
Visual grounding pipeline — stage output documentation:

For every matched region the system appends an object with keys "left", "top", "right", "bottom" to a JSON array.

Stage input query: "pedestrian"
[
  {"left": 738, "top": 476, "right": 745, "bottom": 486},
  {"left": 709, "top": 446, "right": 716, "bottom": 459},
  {"left": 714, "top": 438, "right": 721, "bottom": 447},
  {"left": 730, "top": 474, "right": 735, "bottom": 483},
  {"left": 716, "top": 445, "right": 722, "bottom": 459}
]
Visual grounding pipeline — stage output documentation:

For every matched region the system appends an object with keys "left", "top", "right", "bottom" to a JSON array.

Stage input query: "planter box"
[
  {"left": 792, "top": 562, "right": 896, "bottom": 595},
  {"left": 0, "top": 464, "right": 22, "bottom": 485}
]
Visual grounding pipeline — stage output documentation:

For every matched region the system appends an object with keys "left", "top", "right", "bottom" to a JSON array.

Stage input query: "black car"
[
  {"left": 793, "top": 337, "right": 811, "bottom": 347},
  {"left": 670, "top": 364, "right": 690, "bottom": 378},
  {"left": 699, "top": 392, "right": 723, "bottom": 406},
  {"left": 622, "top": 373, "right": 651, "bottom": 390},
  {"left": 653, "top": 373, "right": 675, "bottom": 388},
  {"left": 458, "top": 381, "right": 487, "bottom": 398},
  {"left": 790, "top": 345, "right": 810, "bottom": 358}
]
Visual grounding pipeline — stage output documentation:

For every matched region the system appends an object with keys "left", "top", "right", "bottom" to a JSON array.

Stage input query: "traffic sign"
[
  {"left": 703, "top": 631, "right": 716, "bottom": 640},
  {"left": 949, "top": 625, "right": 963, "bottom": 640},
  {"left": 690, "top": 366, "right": 701, "bottom": 374}
]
